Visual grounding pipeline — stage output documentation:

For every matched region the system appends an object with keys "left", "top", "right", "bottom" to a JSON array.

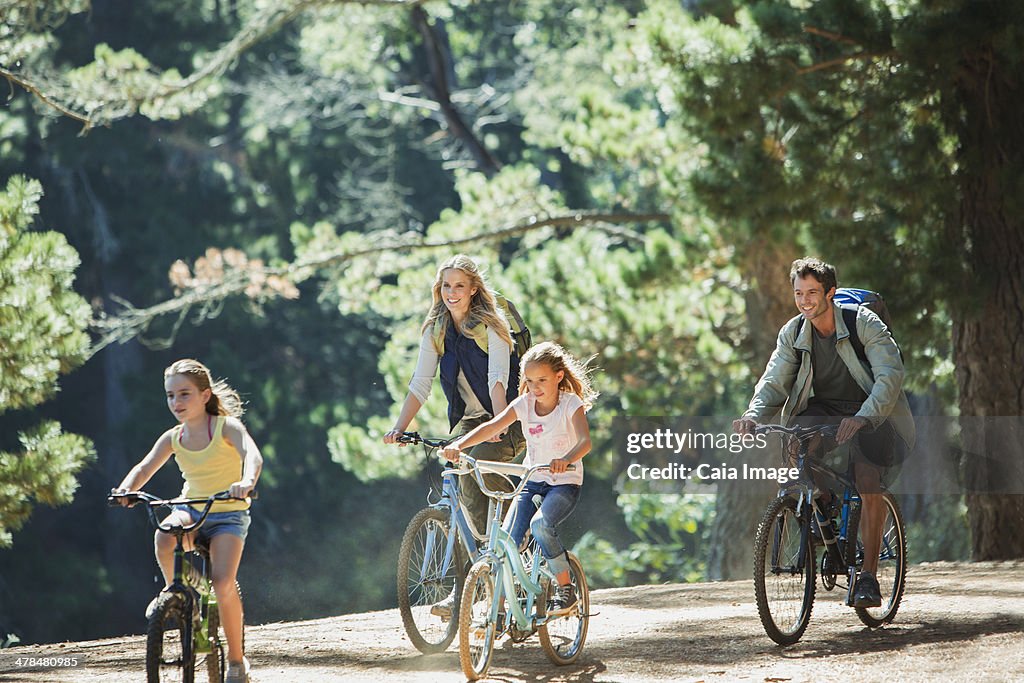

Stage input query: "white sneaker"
[
  {"left": 429, "top": 591, "right": 457, "bottom": 621},
  {"left": 225, "top": 656, "right": 250, "bottom": 683}
]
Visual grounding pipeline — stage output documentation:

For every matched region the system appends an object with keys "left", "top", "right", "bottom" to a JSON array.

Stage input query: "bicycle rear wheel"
[
  {"left": 458, "top": 559, "right": 498, "bottom": 681},
  {"left": 753, "top": 496, "right": 816, "bottom": 645},
  {"left": 856, "top": 492, "right": 907, "bottom": 627},
  {"left": 538, "top": 552, "right": 590, "bottom": 665},
  {"left": 146, "top": 592, "right": 196, "bottom": 683},
  {"left": 397, "top": 506, "right": 466, "bottom": 653}
]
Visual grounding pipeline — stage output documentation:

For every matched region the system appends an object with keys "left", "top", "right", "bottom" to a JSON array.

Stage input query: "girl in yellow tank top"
[{"left": 113, "top": 359, "right": 263, "bottom": 683}]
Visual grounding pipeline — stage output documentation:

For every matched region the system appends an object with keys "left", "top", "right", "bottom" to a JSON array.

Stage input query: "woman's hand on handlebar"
[
  {"left": 109, "top": 488, "right": 135, "bottom": 507},
  {"left": 383, "top": 428, "right": 406, "bottom": 445}
]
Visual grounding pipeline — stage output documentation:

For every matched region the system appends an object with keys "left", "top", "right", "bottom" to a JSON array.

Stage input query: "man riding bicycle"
[{"left": 733, "top": 257, "right": 915, "bottom": 608}]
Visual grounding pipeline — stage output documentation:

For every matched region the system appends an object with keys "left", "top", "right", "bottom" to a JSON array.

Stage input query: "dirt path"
[{"left": 4, "top": 561, "right": 1023, "bottom": 683}]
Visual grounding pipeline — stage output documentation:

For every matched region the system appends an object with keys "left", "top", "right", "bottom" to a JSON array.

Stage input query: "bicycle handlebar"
[
  {"left": 107, "top": 490, "right": 254, "bottom": 534},
  {"left": 753, "top": 423, "right": 839, "bottom": 441},
  {"left": 396, "top": 431, "right": 454, "bottom": 449},
  {"left": 457, "top": 454, "right": 576, "bottom": 502}
]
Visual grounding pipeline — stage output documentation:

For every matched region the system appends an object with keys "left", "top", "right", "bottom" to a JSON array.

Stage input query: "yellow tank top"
[{"left": 173, "top": 416, "right": 250, "bottom": 512}]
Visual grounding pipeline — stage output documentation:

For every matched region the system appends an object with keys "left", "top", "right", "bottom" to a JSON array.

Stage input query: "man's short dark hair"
[{"left": 790, "top": 257, "right": 837, "bottom": 293}]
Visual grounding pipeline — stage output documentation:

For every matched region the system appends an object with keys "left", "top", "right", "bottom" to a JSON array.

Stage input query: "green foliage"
[
  {"left": 0, "top": 175, "right": 94, "bottom": 548},
  {"left": 0, "top": 421, "right": 95, "bottom": 547},
  {"left": 0, "top": 176, "right": 91, "bottom": 412},
  {"left": 577, "top": 494, "right": 713, "bottom": 586}
]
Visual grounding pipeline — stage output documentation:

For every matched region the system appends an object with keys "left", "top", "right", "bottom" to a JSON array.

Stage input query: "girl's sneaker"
[
  {"left": 549, "top": 583, "right": 577, "bottom": 611},
  {"left": 225, "top": 656, "right": 250, "bottom": 683}
]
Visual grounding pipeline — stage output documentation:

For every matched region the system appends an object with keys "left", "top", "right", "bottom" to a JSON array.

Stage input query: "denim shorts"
[{"left": 173, "top": 505, "right": 251, "bottom": 543}]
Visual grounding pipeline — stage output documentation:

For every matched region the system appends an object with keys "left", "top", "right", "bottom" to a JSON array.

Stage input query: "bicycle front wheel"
[
  {"left": 538, "top": 552, "right": 590, "bottom": 665},
  {"left": 856, "top": 492, "right": 907, "bottom": 628},
  {"left": 753, "top": 496, "right": 816, "bottom": 646},
  {"left": 397, "top": 506, "right": 466, "bottom": 653},
  {"left": 458, "top": 559, "right": 498, "bottom": 681},
  {"left": 146, "top": 592, "right": 196, "bottom": 683}
]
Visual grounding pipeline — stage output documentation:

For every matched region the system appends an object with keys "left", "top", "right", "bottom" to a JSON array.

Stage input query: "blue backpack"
[{"left": 799, "top": 288, "right": 899, "bottom": 364}]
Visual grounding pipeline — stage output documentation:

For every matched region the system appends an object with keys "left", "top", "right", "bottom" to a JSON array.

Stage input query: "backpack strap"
[
  {"left": 794, "top": 309, "right": 867, "bottom": 364},
  {"left": 841, "top": 306, "right": 868, "bottom": 365}
]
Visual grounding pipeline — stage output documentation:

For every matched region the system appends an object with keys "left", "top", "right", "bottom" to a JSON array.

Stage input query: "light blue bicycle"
[
  {"left": 395, "top": 432, "right": 512, "bottom": 653},
  {"left": 455, "top": 455, "right": 590, "bottom": 680}
]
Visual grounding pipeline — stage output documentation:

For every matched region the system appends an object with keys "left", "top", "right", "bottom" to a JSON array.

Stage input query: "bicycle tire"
[
  {"left": 146, "top": 592, "right": 195, "bottom": 683},
  {"left": 856, "top": 492, "right": 907, "bottom": 628},
  {"left": 397, "top": 506, "right": 466, "bottom": 653},
  {"left": 538, "top": 552, "right": 590, "bottom": 665},
  {"left": 753, "top": 496, "right": 816, "bottom": 646},
  {"left": 458, "top": 559, "right": 498, "bottom": 681}
]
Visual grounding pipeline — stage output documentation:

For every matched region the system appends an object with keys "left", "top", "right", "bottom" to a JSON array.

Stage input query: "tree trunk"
[
  {"left": 707, "top": 238, "right": 798, "bottom": 579},
  {"left": 953, "top": 49, "right": 1024, "bottom": 560}
]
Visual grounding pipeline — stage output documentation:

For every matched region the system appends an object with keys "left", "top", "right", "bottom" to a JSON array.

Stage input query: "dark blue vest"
[{"left": 438, "top": 324, "right": 520, "bottom": 430}]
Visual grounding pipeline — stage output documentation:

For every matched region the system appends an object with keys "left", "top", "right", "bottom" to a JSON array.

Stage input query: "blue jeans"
[{"left": 504, "top": 481, "right": 580, "bottom": 575}]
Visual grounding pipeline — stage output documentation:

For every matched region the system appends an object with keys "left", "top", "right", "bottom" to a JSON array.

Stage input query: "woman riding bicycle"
[
  {"left": 383, "top": 254, "right": 526, "bottom": 533},
  {"left": 112, "top": 359, "right": 263, "bottom": 683}
]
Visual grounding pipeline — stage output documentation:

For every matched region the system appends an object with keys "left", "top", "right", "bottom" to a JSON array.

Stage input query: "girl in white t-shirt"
[{"left": 444, "top": 342, "right": 597, "bottom": 610}]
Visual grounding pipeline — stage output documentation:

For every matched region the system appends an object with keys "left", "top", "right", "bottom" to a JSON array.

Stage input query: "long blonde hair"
[
  {"left": 518, "top": 342, "right": 599, "bottom": 410},
  {"left": 420, "top": 254, "right": 513, "bottom": 348},
  {"left": 164, "top": 359, "right": 244, "bottom": 418}
]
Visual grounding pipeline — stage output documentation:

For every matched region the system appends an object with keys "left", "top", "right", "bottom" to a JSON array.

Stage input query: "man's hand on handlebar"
[
  {"left": 733, "top": 418, "right": 757, "bottom": 435},
  {"left": 836, "top": 416, "right": 869, "bottom": 444}
]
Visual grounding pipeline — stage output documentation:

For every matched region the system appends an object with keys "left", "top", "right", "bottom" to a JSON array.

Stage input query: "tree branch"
[
  {"left": 795, "top": 50, "right": 895, "bottom": 75},
  {"left": 410, "top": 5, "right": 502, "bottom": 175},
  {"left": 3, "top": 0, "right": 429, "bottom": 128},
  {"left": 802, "top": 25, "right": 861, "bottom": 47},
  {"left": 0, "top": 66, "right": 93, "bottom": 128},
  {"left": 87, "top": 211, "right": 668, "bottom": 357}
]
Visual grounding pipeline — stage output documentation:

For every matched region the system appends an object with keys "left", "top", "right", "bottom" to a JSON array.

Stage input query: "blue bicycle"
[
  {"left": 395, "top": 432, "right": 512, "bottom": 653},
  {"left": 457, "top": 455, "right": 589, "bottom": 680}
]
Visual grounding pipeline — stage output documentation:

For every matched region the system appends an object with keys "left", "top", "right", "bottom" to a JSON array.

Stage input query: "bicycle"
[
  {"left": 109, "top": 490, "right": 250, "bottom": 682},
  {"left": 456, "top": 454, "right": 590, "bottom": 681},
  {"left": 752, "top": 423, "right": 907, "bottom": 646},
  {"left": 395, "top": 432, "right": 513, "bottom": 654}
]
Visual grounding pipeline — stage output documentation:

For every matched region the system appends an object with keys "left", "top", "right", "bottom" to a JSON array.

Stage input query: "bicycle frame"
[
  {"left": 463, "top": 455, "right": 567, "bottom": 632},
  {"left": 109, "top": 491, "right": 247, "bottom": 655},
  {"left": 763, "top": 425, "right": 869, "bottom": 603},
  {"left": 401, "top": 433, "right": 504, "bottom": 597}
]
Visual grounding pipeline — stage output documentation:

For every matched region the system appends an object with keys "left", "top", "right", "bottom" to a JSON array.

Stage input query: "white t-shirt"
[{"left": 511, "top": 391, "right": 585, "bottom": 486}]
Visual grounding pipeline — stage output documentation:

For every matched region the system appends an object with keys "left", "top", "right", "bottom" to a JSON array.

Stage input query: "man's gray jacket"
[{"left": 743, "top": 302, "right": 915, "bottom": 449}]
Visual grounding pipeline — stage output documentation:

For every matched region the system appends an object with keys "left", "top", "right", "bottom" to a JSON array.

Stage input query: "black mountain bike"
[
  {"left": 110, "top": 490, "right": 249, "bottom": 682},
  {"left": 752, "top": 424, "right": 907, "bottom": 645}
]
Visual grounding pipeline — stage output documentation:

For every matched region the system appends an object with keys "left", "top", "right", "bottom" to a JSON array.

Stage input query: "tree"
[
  {"left": 0, "top": 175, "right": 94, "bottom": 547},
  {"left": 638, "top": 0, "right": 1022, "bottom": 559}
]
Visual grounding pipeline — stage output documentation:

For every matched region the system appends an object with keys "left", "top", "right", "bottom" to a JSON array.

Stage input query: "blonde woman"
[{"left": 384, "top": 254, "right": 526, "bottom": 538}]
